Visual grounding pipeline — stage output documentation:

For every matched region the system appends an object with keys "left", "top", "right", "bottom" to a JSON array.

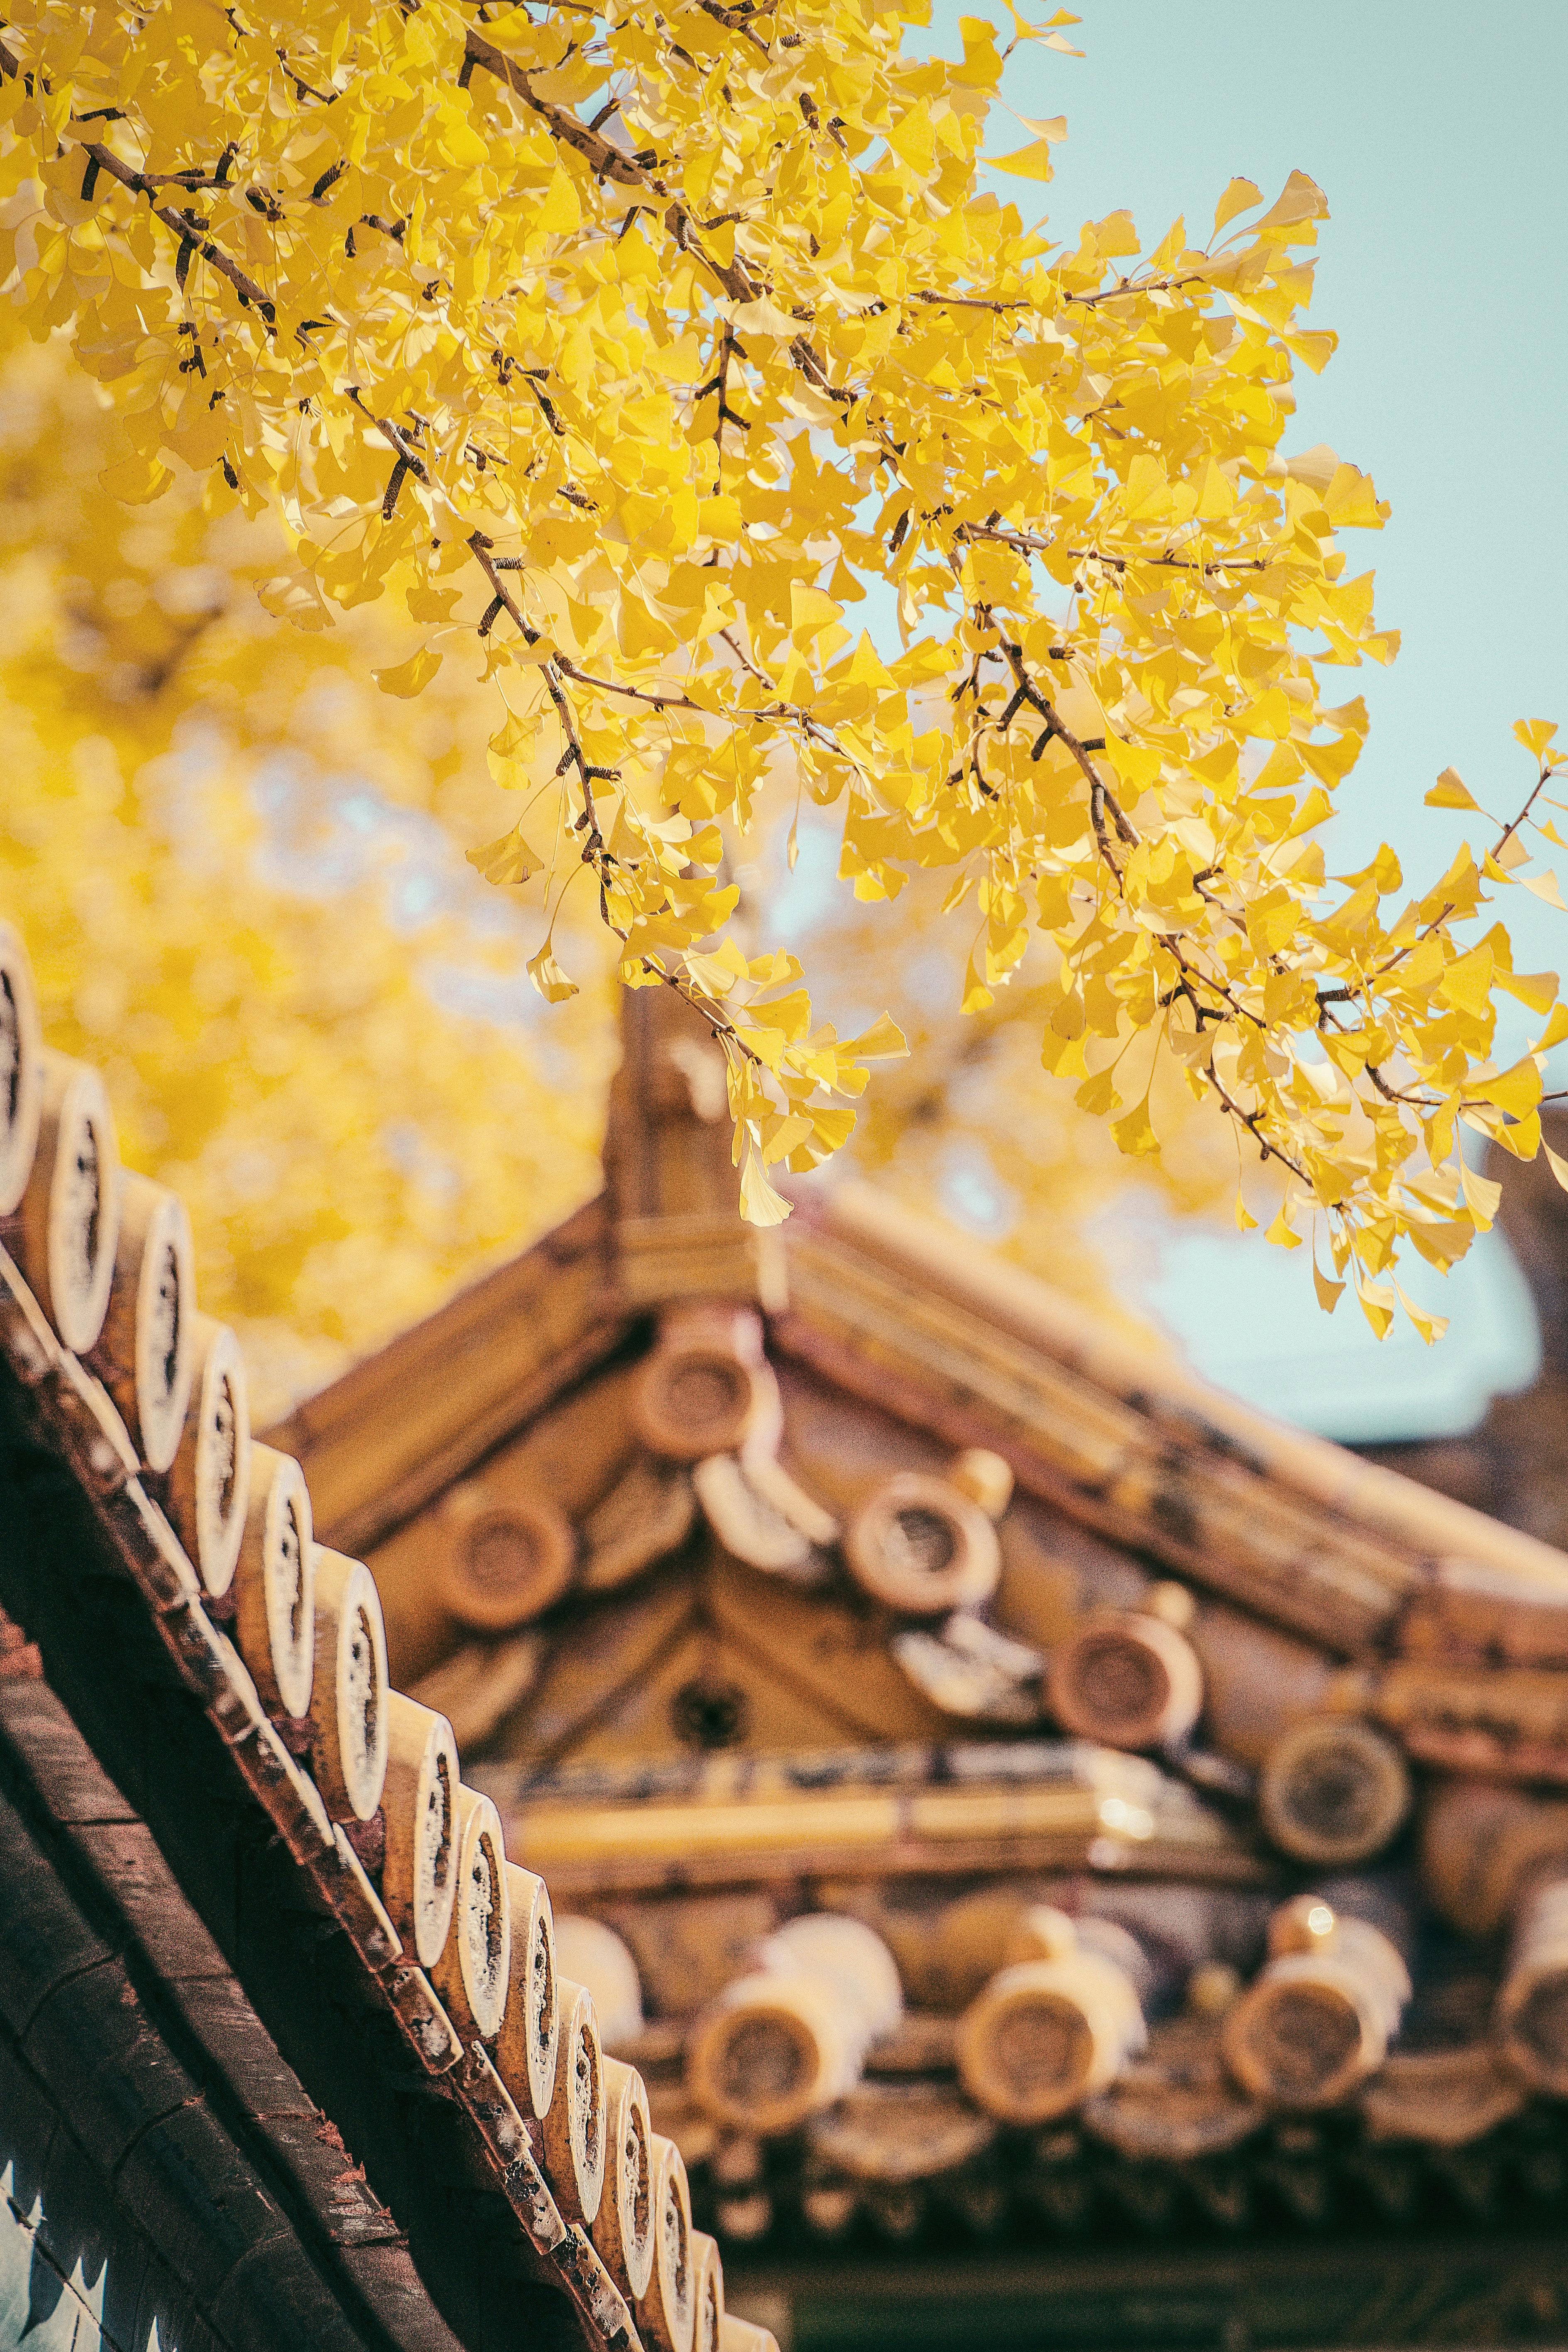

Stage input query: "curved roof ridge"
[{"left": 808, "top": 1180, "right": 1568, "bottom": 1594}]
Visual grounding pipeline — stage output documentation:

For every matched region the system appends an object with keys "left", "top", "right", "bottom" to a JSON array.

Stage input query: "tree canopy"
[
  {"left": 1, "top": 0, "right": 1563, "bottom": 1337},
  {"left": 0, "top": 300, "right": 1230, "bottom": 1411}
]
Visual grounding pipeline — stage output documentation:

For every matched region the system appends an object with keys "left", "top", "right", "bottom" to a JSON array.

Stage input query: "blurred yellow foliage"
[{"left": 0, "top": 312, "right": 615, "bottom": 1415}]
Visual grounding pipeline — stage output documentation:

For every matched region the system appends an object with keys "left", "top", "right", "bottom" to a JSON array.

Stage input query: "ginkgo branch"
[
  {"left": 961, "top": 521, "right": 1270, "bottom": 577},
  {"left": 1489, "top": 756, "right": 1558, "bottom": 870},
  {"left": 19, "top": 70, "right": 283, "bottom": 330}
]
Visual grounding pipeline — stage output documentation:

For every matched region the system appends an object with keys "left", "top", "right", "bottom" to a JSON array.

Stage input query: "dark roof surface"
[{"left": 0, "top": 1657, "right": 460, "bottom": 2352}]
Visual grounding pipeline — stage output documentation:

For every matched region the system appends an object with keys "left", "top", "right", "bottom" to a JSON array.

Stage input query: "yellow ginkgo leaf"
[
  {"left": 885, "top": 101, "right": 935, "bottom": 175},
  {"left": 1460, "top": 1161, "right": 1503, "bottom": 1230},
  {"left": 373, "top": 646, "right": 444, "bottom": 698},
  {"left": 1111, "top": 1098, "right": 1159, "bottom": 1158},
  {"left": 538, "top": 165, "right": 581, "bottom": 235},
  {"left": 1437, "top": 943, "right": 1494, "bottom": 1016},
  {"left": 1426, "top": 768, "right": 1479, "bottom": 810},
  {"left": 465, "top": 829, "right": 536, "bottom": 886},
  {"left": 257, "top": 573, "right": 334, "bottom": 633},
  {"left": 1355, "top": 1273, "right": 1395, "bottom": 1340},
  {"left": 1394, "top": 1280, "right": 1447, "bottom": 1345},
  {"left": 1466, "top": 1057, "right": 1543, "bottom": 1118},
  {"left": 843, "top": 1013, "right": 910, "bottom": 1060},
  {"left": 740, "top": 1146, "right": 793, "bottom": 1226},
  {"left": 962, "top": 959, "right": 996, "bottom": 1015},
  {"left": 790, "top": 583, "right": 841, "bottom": 645},
  {"left": 731, "top": 297, "right": 798, "bottom": 340},
  {"left": 684, "top": 942, "right": 749, "bottom": 999},
  {"left": 1312, "top": 1258, "right": 1344, "bottom": 1312},
  {"left": 1504, "top": 966, "right": 1560, "bottom": 1017},
  {"left": 761, "top": 1111, "right": 815, "bottom": 1165},
  {"left": 1212, "top": 176, "right": 1262, "bottom": 235},
  {"left": 989, "top": 138, "right": 1058, "bottom": 181},
  {"left": 526, "top": 943, "right": 580, "bottom": 1003},
  {"left": 1492, "top": 1111, "right": 1541, "bottom": 1160}
]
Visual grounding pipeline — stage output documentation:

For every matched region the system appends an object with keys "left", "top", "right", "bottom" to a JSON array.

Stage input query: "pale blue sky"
[
  {"left": 966, "top": 0, "right": 1568, "bottom": 967},
  {"left": 928, "top": 0, "right": 1568, "bottom": 1432}
]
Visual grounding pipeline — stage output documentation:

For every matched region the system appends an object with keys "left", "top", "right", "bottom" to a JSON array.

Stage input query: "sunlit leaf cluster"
[{"left": 1, "top": 0, "right": 1562, "bottom": 1326}]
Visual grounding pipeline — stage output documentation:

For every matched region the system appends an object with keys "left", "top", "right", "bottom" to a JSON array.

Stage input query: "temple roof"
[
  {"left": 16, "top": 930, "right": 1568, "bottom": 2330},
  {"left": 252, "top": 985, "right": 1568, "bottom": 2267}
]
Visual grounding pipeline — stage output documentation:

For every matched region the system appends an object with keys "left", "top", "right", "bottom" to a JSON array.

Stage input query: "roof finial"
[{"left": 604, "top": 979, "right": 786, "bottom": 1312}]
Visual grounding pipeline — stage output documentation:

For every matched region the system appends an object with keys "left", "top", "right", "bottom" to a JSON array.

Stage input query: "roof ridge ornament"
[{"left": 606, "top": 984, "right": 786, "bottom": 1314}]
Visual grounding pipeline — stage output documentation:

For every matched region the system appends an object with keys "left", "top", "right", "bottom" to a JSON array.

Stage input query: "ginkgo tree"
[
  {"left": 2, "top": 0, "right": 1563, "bottom": 1334},
  {"left": 0, "top": 288, "right": 1238, "bottom": 1413}
]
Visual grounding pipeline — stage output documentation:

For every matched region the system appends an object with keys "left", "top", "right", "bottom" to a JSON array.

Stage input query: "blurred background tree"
[
  {"left": 0, "top": 308, "right": 615, "bottom": 1410},
  {"left": 0, "top": 304, "right": 1233, "bottom": 1416}
]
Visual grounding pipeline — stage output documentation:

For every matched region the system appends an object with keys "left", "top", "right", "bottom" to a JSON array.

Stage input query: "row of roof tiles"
[{"left": 0, "top": 920, "right": 780, "bottom": 2352}]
